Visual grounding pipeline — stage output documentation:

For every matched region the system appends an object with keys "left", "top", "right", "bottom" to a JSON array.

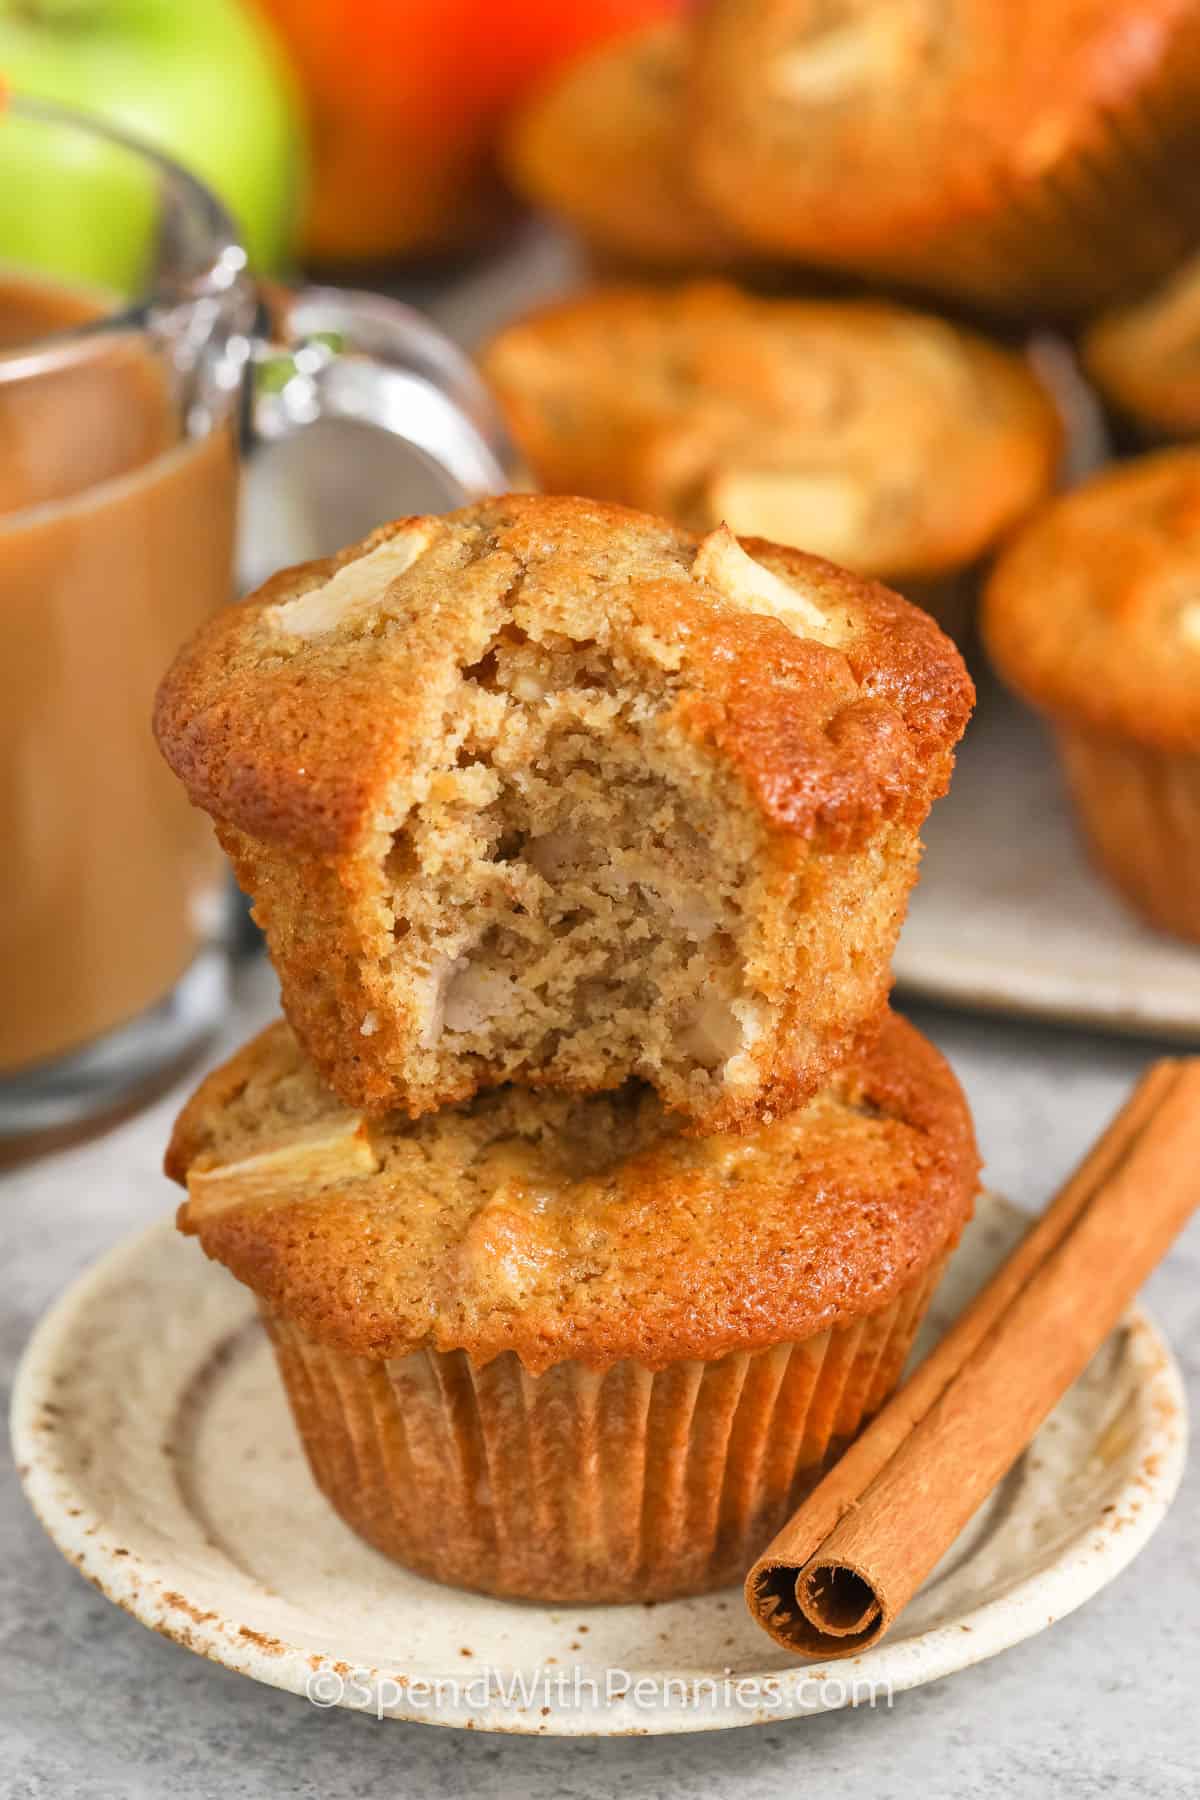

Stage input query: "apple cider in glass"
[
  {"left": 0, "top": 94, "right": 260, "bottom": 1137},
  {"left": 0, "top": 275, "right": 237, "bottom": 1089}
]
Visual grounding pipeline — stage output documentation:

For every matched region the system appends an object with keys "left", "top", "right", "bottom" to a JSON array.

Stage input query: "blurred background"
[
  {"left": 5, "top": 14, "right": 1200, "bottom": 1788},
  {"left": 6, "top": 0, "right": 1200, "bottom": 1152},
  {"left": 0, "top": 0, "right": 683, "bottom": 279}
]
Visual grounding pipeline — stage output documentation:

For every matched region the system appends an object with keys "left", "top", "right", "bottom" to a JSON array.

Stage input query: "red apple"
[{"left": 256, "top": 0, "right": 682, "bottom": 264}]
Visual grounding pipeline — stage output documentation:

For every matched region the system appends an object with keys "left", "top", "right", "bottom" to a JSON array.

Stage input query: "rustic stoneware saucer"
[
  {"left": 896, "top": 681, "right": 1200, "bottom": 1039},
  {"left": 11, "top": 1193, "right": 1186, "bottom": 1736}
]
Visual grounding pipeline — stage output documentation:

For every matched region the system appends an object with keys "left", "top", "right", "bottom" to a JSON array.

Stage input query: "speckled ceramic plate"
[
  {"left": 896, "top": 683, "right": 1200, "bottom": 1039},
  {"left": 11, "top": 1193, "right": 1186, "bottom": 1736}
]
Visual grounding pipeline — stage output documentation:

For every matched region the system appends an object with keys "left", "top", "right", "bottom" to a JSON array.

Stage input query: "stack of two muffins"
[{"left": 156, "top": 495, "right": 978, "bottom": 1604}]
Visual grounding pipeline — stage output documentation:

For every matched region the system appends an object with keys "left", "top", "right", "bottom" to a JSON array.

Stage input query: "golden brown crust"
[
  {"left": 155, "top": 494, "right": 973, "bottom": 856},
  {"left": 167, "top": 1010, "right": 979, "bottom": 1371},
  {"left": 503, "top": 21, "right": 741, "bottom": 271},
  {"left": 688, "top": 0, "right": 1200, "bottom": 315},
  {"left": 1082, "top": 254, "right": 1200, "bottom": 440},
  {"left": 480, "top": 284, "right": 1061, "bottom": 585},
  {"left": 155, "top": 527, "right": 421, "bottom": 859},
  {"left": 983, "top": 448, "right": 1200, "bottom": 750},
  {"left": 155, "top": 495, "right": 971, "bottom": 1129}
]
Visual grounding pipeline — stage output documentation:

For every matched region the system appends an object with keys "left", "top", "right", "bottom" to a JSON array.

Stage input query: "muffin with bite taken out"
[{"left": 155, "top": 494, "right": 973, "bottom": 1130}]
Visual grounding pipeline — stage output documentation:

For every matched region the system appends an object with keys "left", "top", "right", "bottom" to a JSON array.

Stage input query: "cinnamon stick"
[{"left": 745, "top": 1058, "right": 1200, "bottom": 1657}]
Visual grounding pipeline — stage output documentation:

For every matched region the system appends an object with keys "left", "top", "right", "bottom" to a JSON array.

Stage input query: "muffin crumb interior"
[{"left": 339, "top": 555, "right": 773, "bottom": 1116}]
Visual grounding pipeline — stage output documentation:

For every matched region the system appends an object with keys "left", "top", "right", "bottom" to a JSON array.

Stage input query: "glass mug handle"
[{"left": 249, "top": 284, "right": 513, "bottom": 503}]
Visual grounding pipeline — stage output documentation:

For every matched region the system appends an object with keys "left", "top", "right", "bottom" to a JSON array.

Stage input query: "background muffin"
[
  {"left": 984, "top": 448, "right": 1200, "bottom": 941},
  {"left": 481, "top": 283, "right": 1062, "bottom": 622},
  {"left": 155, "top": 495, "right": 973, "bottom": 1129},
  {"left": 166, "top": 1010, "right": 979, "bottom": 1603},
  {"left": 504, "top": 21, "right": 741, "bottom": 273},
  {"left": 1083, "top": 254, "right": 1200, "bottom": 440},
  {"left": 687, "top": 0, "right": 1200, "bottom": 317}
]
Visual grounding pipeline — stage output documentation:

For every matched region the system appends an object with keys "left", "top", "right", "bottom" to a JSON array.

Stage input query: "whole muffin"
[
  {"left": 481, "top": 283, "right": 1062, "bottom": 621},
  {"left": 166, "top": 1010, "right": 979, "bottom": 1603},
  {"left": 688, "top": 0, "right": 1200, "bottom": 317},
  {"left": 1083, "top": 254, "right": 1200, "bottom": 440},
  {"left": 155, "top": 495, "right": 972, "bottom": 1128},
  {"left": 984, "top": 448, "right": 1200, "bottom": 940},
  {"left": 504, "top": 21, "right": 740, "bottom": 272}
]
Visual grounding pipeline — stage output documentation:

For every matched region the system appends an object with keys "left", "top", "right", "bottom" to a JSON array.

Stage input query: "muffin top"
[
  {"left": 154, "top": 493, "right": 973, "bottom": 859},
  {"left": 504, "top": 21, "right": 740, "bottom": 269},
  {"left": 481, "top": 285, "right": 1061, "bottom": 583},
  {"left": 167, "top": 1011, "right": 978, "bottom": 1370},
  {"left": 1083, "top": 254, "right": 1200, "bottom": 439},
  {"left": 689, "top": 0, "right": 1198, "bottom": 257},
  {"left": 983, "top": 448, "right": 1200, "bottom": 747}
]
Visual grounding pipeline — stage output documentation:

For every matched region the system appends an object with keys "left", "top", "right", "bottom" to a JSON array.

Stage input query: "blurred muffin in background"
[
  {"left": 984, "top": 448, "right": 1200, "bottom": 942},
  {"left": 687, "top": 0, "right": 1200, "bottom": 318},
  {"left": 504, "top": 22, "right": 743, "bottom": 272},
  {"left": 1083, "top": 255, "right": 1200, "bottom": 441},
  {"left": 481, "top": 283, "right": 1062, "bottom": 628}
]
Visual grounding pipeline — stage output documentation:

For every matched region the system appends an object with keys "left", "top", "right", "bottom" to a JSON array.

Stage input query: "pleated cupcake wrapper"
[
  {"left": 865, "top": 23, "right": 1200, "bottom": 315},
  {"left": 262, "top": 1257, "right": 944, "bottom": 1605},
  {"left": 1056, "top": 726, "right": 1200, "bottom": 943}
]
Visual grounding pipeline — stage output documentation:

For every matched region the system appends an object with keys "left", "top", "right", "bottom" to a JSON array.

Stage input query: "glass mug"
[{"left": 0, "top": 97, "right": 510, "bottom": 1139}]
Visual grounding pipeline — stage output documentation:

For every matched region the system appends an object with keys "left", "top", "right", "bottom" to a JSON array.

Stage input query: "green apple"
[{"left": 0, "top": 0, "right": 303, "bottom": 291}]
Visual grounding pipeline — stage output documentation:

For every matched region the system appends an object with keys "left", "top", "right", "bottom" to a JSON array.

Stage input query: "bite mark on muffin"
[
  {"left": 269, "top": 525, "right": 850, "bottom": 1111},
  {"left": 359, "top": 599, "right": 773, "bottom": 1115}
]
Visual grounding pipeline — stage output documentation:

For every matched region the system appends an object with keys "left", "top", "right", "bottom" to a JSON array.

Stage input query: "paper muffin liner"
[
  {"left": 1057, "top": 726, "right": 1200, "bottom": 943},
  {"left": 262, "top": 1257, "right": 946, "bottom": 1605},
  {"left": 880, "top": 26, "right": 1200, "bottom": 316}
]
